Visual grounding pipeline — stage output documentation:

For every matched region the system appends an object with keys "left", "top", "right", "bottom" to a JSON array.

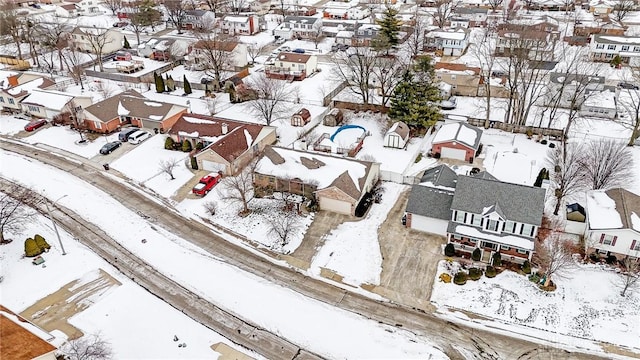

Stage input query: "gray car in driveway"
[{"left": 118, "top": 127, "right": 140, "bottom": 142}]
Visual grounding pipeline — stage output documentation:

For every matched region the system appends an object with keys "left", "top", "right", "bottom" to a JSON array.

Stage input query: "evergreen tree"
[
  {"left": 154, "top": 72, "right": 165, "bottom": 93},
  {"left": 183, "top": 75, "right": 192, "bottom": 94},
  {"left": 534, "top": 168, "right": 549, "bottom": 187},
  {"left": 166, "top": 74, "right": 175, "bottom": 91},
  {"left": 389, "top": 58, "right": 442, "bottom": 129},
  {"left": 377, "top": 5, "right": 401, "bottom": 48},
  {"left": 123, "top": 36, "right": 131, "bottom": 49}
]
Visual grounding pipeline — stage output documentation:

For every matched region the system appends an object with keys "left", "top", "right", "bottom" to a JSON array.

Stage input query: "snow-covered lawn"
[
  {"left": 310, "top": 182, "right": 406, "bottom": 286},
  {"left": 110, "top": 135, "right": 192, "bottom": 198},
  {"left": 0, "top": 150, "right": 447, "bottom": 359},
  {"left": 0, "top": 213, "right": 253, "bottom": 359},
  {"left": 431, "top": 260, "right": 640, "bottom": 350},
  {"left": 21, "top": 126, "right": 120, "bottom": 159},
  {"left": 0, "top": 115, "right": 30, "bottom": 135}
]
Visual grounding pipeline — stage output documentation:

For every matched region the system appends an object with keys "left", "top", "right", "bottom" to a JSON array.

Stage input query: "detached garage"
[{"left": 431, "top": 122, "right": 482, "bottom": 162}]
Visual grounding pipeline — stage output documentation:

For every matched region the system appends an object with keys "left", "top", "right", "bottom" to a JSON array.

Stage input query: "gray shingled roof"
[
  {"left": 451, "top": 175, "right": 546, "bottom": 226},
  {"left": 405, "top": 185, "right": 454, "bottom": 220},
  {"left": 420, "top": 165, "right": 458, "bottom": 189}
]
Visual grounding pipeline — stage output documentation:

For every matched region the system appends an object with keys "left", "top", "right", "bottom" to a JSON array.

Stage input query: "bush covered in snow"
[
  {"left": 454, "top": 271, "right": 468, "bottom": 285},
  {"left": 468, "top": 267, "right": 482, "bottom": 281}
]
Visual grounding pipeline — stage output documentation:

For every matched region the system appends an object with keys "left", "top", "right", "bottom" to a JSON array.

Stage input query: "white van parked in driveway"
[{"left": 127, "top": 130, "right": 151, "bottom": 145}]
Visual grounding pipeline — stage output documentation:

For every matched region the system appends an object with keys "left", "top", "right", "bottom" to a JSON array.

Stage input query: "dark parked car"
[
  {"left": 100, "top": 141, "right": 122, "bottom": 155},
  {"left": 618, "top": 82, "right": 639, "bottom": 90},
  {"left": 24, "top": 119, "right": 47, "bottom": 132},
  {"left": 292, "top": 48, "right": 305, "bottom": 53},
  {"left": 118, "top": 127, "right": 140, "bottom": 142}
]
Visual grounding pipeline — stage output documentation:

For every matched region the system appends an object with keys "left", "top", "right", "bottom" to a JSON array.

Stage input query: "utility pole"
[{"left": 44, "top": 194, "right": 68, "bottom": 256}]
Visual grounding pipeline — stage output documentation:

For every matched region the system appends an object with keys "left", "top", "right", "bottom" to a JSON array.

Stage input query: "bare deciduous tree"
[
  {"left": 430, "top": 0, "right": 460, "bottom": 29},
  {"left": 0, "top": 184, "right": 39, "bottom": 244},
  {"left": 487, "top": 0, "right": 504, "bottom": 12},
  {"left": 164, "top": 0, "right": 188, "bottom": 34},
  {"left": 469, "top": 31, "right": 498, "bottom": 127},
  {"left": 406, "top": 10, "right": 427, "bottom": 59},
  {"left": 34, "top": 20, "right": 71, "bottom": 72},
  {"left": 0, "top": 1, "right": 25, "bottom": 60},
  {"left": 546, "top": 143, "right": 586, "bottom": 215},
  {"left": 219, "top": 160, "right": 257, "bottom": 215},
  {"left": 618, "top": 256, "right": 640, "bottom": 297},
  {"left": 61, "top": 43, "right": 86, "bottom": 90},
  {"left": 67, "top": 100, "right": 86, "bottom": 142},
  {"left": 534, "top": 235, "right": 576, "bottom": 287},
  {"left": 159, "top": 159, "right": 179, "bottom": 180},
  {"left": 203, "top": 200, "right": 218, "bottom": 215},
  {"left": 94, "top": 81, "right": 117, "bottom": 101},
  {"left": 192, "top": 21, "right": 236, "bottom": 91},
  {"left": 265, "top": 211, "right": 302, "bottom": 252},
  {"left": 613, "top": 0, "right": 636, "bottom": 23},
  {"left": 246, "top": 42, "right": 265, "bottom": 64},
  {"left": 129, "top": 0, "right": 162, "bottom": 47},
  {"left": 61, "top": 333, "right": 113, "bottom": 360},
  {"left": 102, "top": 0, "right": 123, "bottom": 15},
  {"left": 331, "top": 46, "right": 378, "bottom": 105},
  {"left": 82, "top": 27, "right": 114, "bottom": 72},
  {"left": 616, "top": 71, "right": 640, "bottom": 146},
  {"left": 580, "top": 139, "right": 634, "bottom": 190},
  {"left": 247, "top": 73, "right": 292, "bottom": 125}
]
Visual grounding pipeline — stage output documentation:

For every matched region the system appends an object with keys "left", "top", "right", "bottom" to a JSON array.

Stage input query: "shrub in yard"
[
  {"left": 606, "top": 254, "right": 617, "bottom": 264},
  {"left": 164, "top": 137, "right": 174, "bottom": 150},
  {"left": 472, "top": 248, "right": 481, "bottom": 261},
  {"left": 196, "top": 142, "right": 204, "bottom": 150},
  {"left": 521, "top": 260, "right": 531, "bottom": 274},
  {"left": 34, "top": 234, "right": 50, "bottom": 251},
  {"left": 485, "top": 266, "right": 497, "bottom": 278},
  {"left": 548, "top": 143, "right": 556, "bottom": 148},
  {"left": 414, "top": 153, "right": 423, "bottom": 163},
  {"left": 492, "top": 252, "right": 502, "bottom": 267},
  {"left": 540, "top": 139, "right": 548, "bottom": 145},
  {"left": 439, "top": 273, "right": 452, "bottom": 283},
  {"left": 190, "top": 156, "right": 198, "bottom": 170},
  {"left": 182, "top": 140, "right": 192, "bottom": 152},
  {"left": 529, "top": 272, "right": 541, "bottom": 284},
  {"left": 468, "top": 267, "right": 482, "bottom": 280},
  {"left": 444, "top": 243, "right": 455, "bottom": 257},
  {"left": 589, "top": 252, "right": 599, "bottom": 263},
  {"left": 453, "top": 271, "right": 468, "bottom": 285},
  {"left": 203, "top": 201, "right": 217, "bottom": 216},
  {"left": 24, "top": 238, "right": 42, "bottom": 257}
]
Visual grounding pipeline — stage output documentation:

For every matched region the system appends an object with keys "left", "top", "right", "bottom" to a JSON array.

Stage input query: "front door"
[{"left": 481, "top": 241, "right": 498, "bottom": 251}]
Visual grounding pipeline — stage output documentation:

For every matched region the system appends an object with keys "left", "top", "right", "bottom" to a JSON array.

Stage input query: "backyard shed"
[
  {"left": 323, "top": 108, "right": 343, "bottom": 126},
  {"left": 384, "top": 121, "right": 410, "bottom": 149},
  {"left": 291, "top": 108, "right": 311, "bottom": 127}
]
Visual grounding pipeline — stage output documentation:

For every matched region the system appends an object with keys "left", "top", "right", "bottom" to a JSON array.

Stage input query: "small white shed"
[{"left": 384, "top": 121, "right": 410, "bottom": 149}]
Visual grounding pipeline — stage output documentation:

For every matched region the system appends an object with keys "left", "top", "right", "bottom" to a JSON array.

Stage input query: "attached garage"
[
  {"left": 405, "top": 184, "right": 454, "bottom": 235},
  {"left": 408, "top": 214, "right": 448, "bottom": 235},
  {"left": 318, "top": 196, "right": 353, "bottom": 215},
  {"left": 202, "top": 160, "right": 226, "bottom": 172},
  {"left": 440, "top": 147, "right": 467, "bottom": 161}
]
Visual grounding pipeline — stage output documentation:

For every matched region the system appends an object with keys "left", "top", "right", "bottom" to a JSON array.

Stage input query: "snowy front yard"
[{"left": 431, "top": 260, "right": 640, "bottom": 350}]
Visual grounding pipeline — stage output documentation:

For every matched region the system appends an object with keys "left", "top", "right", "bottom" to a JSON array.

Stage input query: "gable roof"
[
  {"left": 587, "top": 188, "right": 640, "bottom": 231},
  {"left": 84, "top": 90, "right": 186, "bottom": 122},
  {"left": 0, "top": 307, "right": 57, "bottom": 360},
  {"left": 387, "top": 121, "right": 409, "bottom": 140},
  {"left": 257, "top": 145, "right": 374, "bottom": 198},
  {"left": 0, "top": 77, "right": 55, "bottom": 98},
  {"left": 406, "top": 185, "right": 454, "bottom": 220},
  {"left": 434, "top": 62, "right": 481, "bottom": 75},
  {"left": 277, "top": 52, "right": 312, "bottom": 63},
  {"left": 420, "top": 164, "right": 458, "bottom": 189},
  {"left": 432, "top": 122, "right": 482, "bottom": 150},
  {"left": 21, "top": 89, "right": 75, "bottom": 110},
  {"left": 192, "top": 40, "right": 239, "bottom": 52},
  {"left": 293, "top": 108, "right": 311, "bottom": 119},
  {"left": 451, "top": 175, "right": 546, "bottom": 226},
  {"left": 206, "top": 124, "right": 263, "bottom": 162}
]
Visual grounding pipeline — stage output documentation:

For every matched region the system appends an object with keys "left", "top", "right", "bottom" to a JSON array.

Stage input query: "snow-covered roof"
[
  {"left": 583, "top": 89, "right": 616, "bottom": 109},
  {"left": 426, "top": 29, "right": 468, "bottom": 40},
  {"left": 432, "top": 122, "right": 482, "bottom": 149},
  {"left": 21, "top": 89, "right": 74, "bottom": 111},
  {"left": 586, "top": 191, "right": 623, "bottom": 229}
]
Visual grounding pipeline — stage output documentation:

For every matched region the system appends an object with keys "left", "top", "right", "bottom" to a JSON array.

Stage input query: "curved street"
[{"left": 0, "top": 139, "right": 612, "bottom": 360}]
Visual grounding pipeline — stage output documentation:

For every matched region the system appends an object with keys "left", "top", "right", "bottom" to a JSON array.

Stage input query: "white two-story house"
[
  {"left": 424, "top": 28, "right": 469, "bottom": 56},
  {"left": 585, "top": 189, "right": 640, "bottom": 261},
  {"left": 221, "top": 15, "right": 259, "bottom": 35},
  {"left": 590, "top": 34, "right": 640, "bottom": 67},
  {"left": 273, "top": 16, "right": 322, "bottom": 40}
]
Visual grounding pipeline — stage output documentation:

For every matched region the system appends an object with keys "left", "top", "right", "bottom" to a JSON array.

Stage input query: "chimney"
[{"left": 221, "top": 123, "right": 228, "bottom": 134}]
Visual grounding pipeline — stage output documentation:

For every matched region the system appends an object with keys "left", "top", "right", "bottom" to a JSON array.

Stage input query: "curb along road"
[{"left": 0, "top": 140, "right": 611, "bottom": 360}]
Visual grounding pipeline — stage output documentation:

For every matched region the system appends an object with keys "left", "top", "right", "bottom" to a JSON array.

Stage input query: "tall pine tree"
[
  {"left": 377, "top": 5, "right": 401, "bottom": 48},
  {"left": 154, "top": 72, "right": 165, "bottom": 93},
  {"left": 123, "top": 36, "right": 131, "bottom": 49},
  {"left": 183, "top": 75, "right": 192, "bottom": 94}
]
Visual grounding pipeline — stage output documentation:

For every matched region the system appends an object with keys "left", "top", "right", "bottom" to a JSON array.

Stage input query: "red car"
[
  {"left": 24, "top": 119, "right": 47, "bottom": 132},
  {"left": 192, "top": 173, "right": 222, "bottom": 196}
]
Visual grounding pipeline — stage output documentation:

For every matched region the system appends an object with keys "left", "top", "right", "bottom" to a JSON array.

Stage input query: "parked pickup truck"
[{"left": 192, "top": 173, "right": 222, "bottom": 196}]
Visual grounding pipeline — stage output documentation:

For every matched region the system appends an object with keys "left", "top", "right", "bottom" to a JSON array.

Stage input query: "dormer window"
[{"left": 485, "top": 219, "right": 501, "bottom": 232}]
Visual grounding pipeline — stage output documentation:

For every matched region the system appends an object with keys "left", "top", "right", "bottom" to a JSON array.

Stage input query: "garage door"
[
  {"left": 441, "top": 147, "right": 467, "bottom": 161},
  {"left": 410, "top": 215, "right": 448, "bottom": 236},
  {"left": 319, "top": 197, "right": 352, "bottom": 215},
  {"left": 202, "top": 160, "right": 225, "bottom": 172}
]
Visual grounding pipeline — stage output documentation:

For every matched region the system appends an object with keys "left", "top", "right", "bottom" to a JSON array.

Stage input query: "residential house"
[
  {"left": 335, "top": 30, "right": 355, "bottom": 45},
  {"left": 138, "top": 38, "right": 191, "bottom": 61},
  {"left": 384, "top": 121, "right": 410, "bottom": 149},
  {"left": 323, "top": 108, "right": 343, "bottom": 126},
  {"left": 565, "top": 203, "right": 587, "bottom": 235},
  {"left": 573, "top": 20, "right": 624, "bottom": 37},
  {"left": 424, "top": 28, "right": 470, "bottom": 56},
  {"left": 0, "top": 77, "right": 55, "bottom": 113},
  {"left": 253, "top": 145, "right": 380, "bottom": 216},
  {"left": 221, "top": 15, "right": 259, "bottom": 35},
  {"left": 82, "top": 90, "right": 187, "bottom": 133},
  {"left": 55, "top": 3, "right": 80, "bottom": 17},
  {"left": 352, "top": 23, "right": 381, "bottom": 47},
  {"left": 189, "top": 40, "right": 249, "bottom": 71},
  {"left": 283, "top": 5, "right": 317, "bottom": 16},
  {"left": 431, "top": 122, "right": 483, "bottom": 162},
  {"left": 405, "top": 164, "right": 458, "bottom": 235},
  {"left": 20, "top": 89, "right": 92, "bottom": 120},
  {"left": 590, "top": 35, "right": 640, "bottom": 66},
  {"left": 580, "top": 88, "right": 618, "bottom": 119},
  {"left": 1, "top": 308, "right": 58, "bottom": 360},
  {"left": 167, "top": 114, "right": 276, "bottom": 175},
  {"left": 527, "top": 0, "right": 573, "bottom": 11},
  {"left": 589, "top": 0, "right": 614, "bottom": 15},
  {"left": 182, "top": 10, "right": 216, "bottom": 30},
  {"left": 435, "top": 62, "right": 481, "bottom": 97},
  {"left": 70, "top": 26, "right": 124, "bottom": 54},
  {"left": 273, "top": 16, "right": 322, "bottom": 40},
  {"left": 68, "top": 0, "right": 101, "bottom": 14},
  {"left": 291, "top": 108, "right": 311, "bottom": 126},
  {"left": 584, "top": 188, "right": 640, "bottom": 260},
  {"left": 322, "top": 0, "right": 369, "bottom": 20},
  {"left": 546, "top": 72, "right": 606, "bottom": 109},
  {"left": 265, "top": 52, "right": 318, "bottom": 81},
  {"left": 250, "top": 0, "right": 273, "bottom": 14},
  {"left": 448, "top": 7, "right": 488, "bottom": 28}
]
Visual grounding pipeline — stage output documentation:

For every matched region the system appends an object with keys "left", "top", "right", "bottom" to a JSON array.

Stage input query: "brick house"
[
  {"left": 254, "top": 145, "right": 380, "bottom": 216},
  {"left": 265, "top": 52, "right": 318, "bottom": 81},
  {"left": 82, "top": 90, "right": 187, "bottom": 133},
  {"left": 585, "top": 188, "right": 640, "bottom": 261},
  {"left": 169, "top": 114, "right": 276, "bottom": 175},
  {"left": 431, "top": 122, "right": 483, "bottom": 162}
]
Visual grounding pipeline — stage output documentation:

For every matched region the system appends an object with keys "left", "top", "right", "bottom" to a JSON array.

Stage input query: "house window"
[
  {"left": 501, "top": 245, "right": 510, "bottom": 250},
  {"left": 0, "top": 97, "right": 4, "bottom": 103},
  {"left": 632, "top": 241, "right": 640, "bottom": 251},
  {"left": 486, "top": 219, "right": 500, "bottom": 232},
  {"left": 451, "top": 75, "right": 457, "bottom": 80},
  {"left": 268, "top": 176, "right": 275, "bottom": 183},
  {"left": 453, "top": 234, "right": 462, "bottom": 240},
  {"left": 454, "top": 211, "right": 465, "bottom": 223},
  {"left": 595, "top": 44, "right": 605, "bottom": 49},
  {"left": 516, "top": 249, "right": 528, "bottom": 255},
  {"left": 28, "top": 105, "right": 39, "bottom": 112},
  {"left": 469, "top": 238, "right": 477, "bottom": 243},
  {"left": 634, "top": 46, "right": 640, "bottom": 52},
  {"left": 504, "top": 220, "right": 516, "bottom": 233},
  {"left": 8, "top": 98, "right": 14, "bottom": 104},
  {"left": 602, "top": 234, "right": 614, "bottom": 245},
  {"left": 94, "top": 121, "right": 101, "bottom": 129},
  {"left": 521, "top": 224, "right": 534, "bottom": 237},
  {"left": 607, "top": 44, "right": 616, "bottom": 50},
  {"left": 622, "top": 45, "right": 630, "bottom": 51},
  {"left": 471, "top": 215, "right": 482, "bottom": 227}
]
